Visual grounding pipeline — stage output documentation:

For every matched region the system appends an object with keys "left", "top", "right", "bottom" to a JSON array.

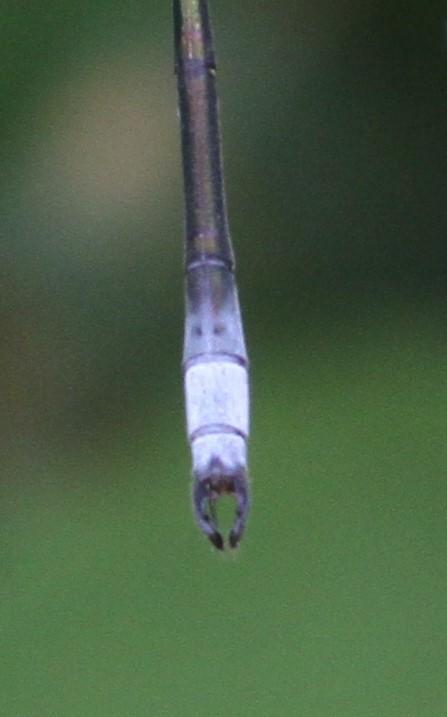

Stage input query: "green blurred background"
[{"left": 1, "top": 1, "right": 447, "bottom": 715}]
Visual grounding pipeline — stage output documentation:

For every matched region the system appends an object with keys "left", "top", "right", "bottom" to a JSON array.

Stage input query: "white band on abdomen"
[{"left": 184, "top": 360, "right": 249, "bottom": 441}]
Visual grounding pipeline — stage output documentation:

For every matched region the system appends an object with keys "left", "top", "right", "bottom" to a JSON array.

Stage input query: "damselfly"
[{"left": 173, "top": 0, "right": 250, "bottom": 550}]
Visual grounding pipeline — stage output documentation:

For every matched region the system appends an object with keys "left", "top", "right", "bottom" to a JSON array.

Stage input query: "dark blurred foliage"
[{"left": 1, "top": 2, "right": 447, "bottom": 715}]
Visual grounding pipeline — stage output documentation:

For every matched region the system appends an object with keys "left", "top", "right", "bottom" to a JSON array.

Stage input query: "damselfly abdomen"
[{"left": 174, "top": 0, "right": 250, "bottom": 549}]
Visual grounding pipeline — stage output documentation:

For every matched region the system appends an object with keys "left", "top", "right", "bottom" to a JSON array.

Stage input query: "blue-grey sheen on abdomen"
[{"left": 174, "top": 0, "right": 250, "bottom": 549}]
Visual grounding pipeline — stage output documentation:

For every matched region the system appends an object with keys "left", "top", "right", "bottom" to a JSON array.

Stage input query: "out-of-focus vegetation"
[{"left": 1, "top": 2, "right": 446, "bottom": 715}]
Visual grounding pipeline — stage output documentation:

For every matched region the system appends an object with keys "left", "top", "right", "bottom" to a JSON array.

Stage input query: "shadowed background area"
[{"left": 1, "top": 1, "right": 446, "bottom": 715}]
